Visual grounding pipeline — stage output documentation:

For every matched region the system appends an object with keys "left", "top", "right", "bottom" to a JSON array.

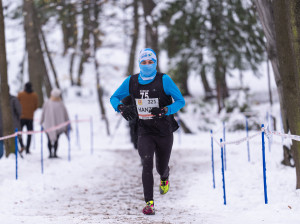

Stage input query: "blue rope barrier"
[
  {"left": 211, "top": 130, "right": 215, "bottom": 189},
  {"left": 41, "top": 126, "right": 44, "bottom": 174},
  {"left": 261, "top": 124, "right": 268, "bottom": 204},
  {"left": 15, "top": 128, "right": 18, "bottom": 180},
  {"left": 220, "top": 138, "right": 226, "bottom": 205}
]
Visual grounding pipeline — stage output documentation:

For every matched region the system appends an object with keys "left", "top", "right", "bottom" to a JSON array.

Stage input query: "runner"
[{"left": 110, "top": 48, "right": 185, "bottom": 215}]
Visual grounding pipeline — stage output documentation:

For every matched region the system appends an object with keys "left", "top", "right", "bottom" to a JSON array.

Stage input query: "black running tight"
[{"left": 137, "top": 134, "right": 173, "bottom": 202}]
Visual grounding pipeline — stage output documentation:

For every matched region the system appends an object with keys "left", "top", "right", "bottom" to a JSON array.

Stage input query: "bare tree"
[
  {"left": 23, "top": 0, "right": 52, "bottom": 106},
  {"left": 200, "top": 65, "right": 213, "bottom": 100},
  {"left": 77, "top": 0, "right": 91, "bottom": 86},
  {"left": 58, "top": 0, "right": 78, "bottom": 85},
  {"left": 91, "top": 0, "right": 110, "bottom": 136},
  {"left": 126, "top": 0, "right": 139, "bottom": 76},
  {"left": 141, "top": 0, "right": 159, "bottom": 70},
  {"left": 0, "top": 0, "right": 15, "bottom": 156},
  {"left": 255, "top": 0, "right": 300, "bottom": 188},
  {"left": 38, "top": 20, "right": 61, "bottom": 90}
]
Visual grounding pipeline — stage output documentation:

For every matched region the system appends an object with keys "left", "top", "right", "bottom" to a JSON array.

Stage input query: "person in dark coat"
[{"left": 18, "top": 82, "right": 38, "bottom": 154}]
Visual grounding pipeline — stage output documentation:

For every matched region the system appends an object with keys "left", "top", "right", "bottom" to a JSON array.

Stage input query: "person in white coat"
[{"left": 40, "top": 89, "right": 70, "bottom": 158}]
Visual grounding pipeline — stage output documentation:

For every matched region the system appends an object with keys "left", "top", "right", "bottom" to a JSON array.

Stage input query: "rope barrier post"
[
  {"left": 90, "top": 116, "right": 93, "bottom": 155},
  {"left": 68, "top": 123, "right": 71, "bottom": 161},
  {"left": 15, "top": 129, "right": 18, "bottom": 180},
  {"left": 41, "top": 126, "right": 44, "bottom": 174},
  {"left": 223, "top": 121, "right": 227, "bottom": 170},
  {"left": 261, "top": 124, "right": 268, "bottom": 204},
  {"left": 246, "top": 116, "right": 250, "bottom": 162},
  {"left": 75, "top": 114, "right": 80, "bottom": 149},
  {"left": 220, "top": 138, "right": 226, "bottom": 205},
  {"left": 211, "top": 130, "right": 215, "bottom": 189}
]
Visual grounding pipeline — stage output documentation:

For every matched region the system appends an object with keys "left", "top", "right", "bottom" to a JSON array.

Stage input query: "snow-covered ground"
[
  {"left": 0, "top": 99, "right": 300, "bottom": 224},
  {"left": 1, "top": 0, "right": 300, "bottom": 223}
]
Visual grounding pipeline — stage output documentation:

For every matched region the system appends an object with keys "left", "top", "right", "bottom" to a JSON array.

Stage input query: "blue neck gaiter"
[{"left": 139, "top": 61, "right": 157, "bottom": 80}]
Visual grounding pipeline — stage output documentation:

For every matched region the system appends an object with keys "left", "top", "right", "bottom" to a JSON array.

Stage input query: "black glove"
[
  {"left": 150, "top": 107, "right": 168, "bottom": 118},
  {"left": 118, "top": 104, "right": 136, "bottom": 121}
]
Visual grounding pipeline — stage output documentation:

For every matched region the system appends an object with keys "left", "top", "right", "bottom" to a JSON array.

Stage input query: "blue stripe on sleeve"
[
  {"left": 162, "top": 74, "right": 185, "bottom": 115},
  {"left": 110, "top": 76, "right": 131, "bottom": 112}
]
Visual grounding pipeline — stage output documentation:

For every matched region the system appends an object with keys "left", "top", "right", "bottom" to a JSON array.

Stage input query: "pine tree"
[{"left": 157, "top": 0, "right": 265, "bottom": 111}]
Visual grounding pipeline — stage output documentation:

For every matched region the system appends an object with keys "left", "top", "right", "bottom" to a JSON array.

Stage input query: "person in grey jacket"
[
  {"left": 0, "top": 94, "right": 22, "bottom": 158},
  {"left": 10, "top": 95, "right": 22, "bottom": 132},
  {"left": 10, "top": 95, "right": 23, "bottom": 156},
  {"left": 40, "top": 88, "right": 70, "bottom": 158}
]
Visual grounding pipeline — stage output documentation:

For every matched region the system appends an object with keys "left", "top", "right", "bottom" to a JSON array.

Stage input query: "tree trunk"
[
  {"left": 200, "top": 65, "right": 213, "bottom": 100},
  {"left": 0, "top": 0, "right": 15, "bottom": 156},
  {"left": 59, "top": 0, "right": 78, "bottom": 55},
  {"left": 272, "top": 0, "right": 300, "bottom": 189},
  {"left": 221, "top": 64, "right": 229, "bottom": 100},
  {"left": 284, "top": 0, "right": 300, "bottom": 188},
  {"left": 77, "top": 0, "right": 91, "bottom": 86},
  {"left": 126, "top": 0, "right": 139, "bottom": 76},
  {"left": 91, "top": 0, "right": 110, "bottom": 136},
  {"left": 34, "top": 10, "right": 52, "bottom": 98},
  {"left": 23, "top": 0, "right": 51, "bottom": 106},
  {"left": 58, "top": 0, "right": 78, "bottom": 85},
  {"left": 178, "top": 60, "right": 190, "bottom": 96},
  {"left": 254, "top": 0, "right": 292, "bottom": 166},
  {"left": 69, "top": 52, "right": 76, "bottom": 85},
  {"left": 266, "top": 59, "right": 273, "bottom": 106},
  {"left": 214, "top": 58, "right": 224, "bottom": 113},
  {"left": 39, "top": 23, "right": 61, "bottom": 90},
  {"left": 141, "top": 0, "right": 159, "bottom": 70}
]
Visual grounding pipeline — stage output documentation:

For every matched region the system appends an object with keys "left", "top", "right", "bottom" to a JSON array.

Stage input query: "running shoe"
[
  {"left": 143, "top": 200, "right": 155, "bottom": 215},
  {"left": 160, "top": 179, "right": 169, "bottom": 195}
]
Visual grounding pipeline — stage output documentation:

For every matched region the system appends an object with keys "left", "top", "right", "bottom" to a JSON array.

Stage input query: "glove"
[
  {"left": 118, "top": 104, "right": 136, "bottom": 121},
  {"left": 150, "top": 107, "right": 168, "bottom": 118}
]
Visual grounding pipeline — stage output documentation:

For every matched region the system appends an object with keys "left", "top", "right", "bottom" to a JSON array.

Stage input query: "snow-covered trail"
[
  {"left": 1, "top": 129, "right": 300, "bottom": 224},
  {"left": 0, "top": 147, "right": 212, "bottom": 224}
]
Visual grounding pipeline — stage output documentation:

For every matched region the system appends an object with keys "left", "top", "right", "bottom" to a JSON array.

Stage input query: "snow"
[
  {"left": 1, "top": 93, "right": 300, "bottom": 223},
  {"left": 1, "top": 0, "right": 300, "bottom": 223}
]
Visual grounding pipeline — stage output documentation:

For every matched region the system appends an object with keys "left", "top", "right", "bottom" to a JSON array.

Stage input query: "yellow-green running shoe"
[
  {"left": 160, "top": 179, "right": 169, "bottom": 195},
  {"left": 143, "top": 200, "right": 155, "bottom": 215}
]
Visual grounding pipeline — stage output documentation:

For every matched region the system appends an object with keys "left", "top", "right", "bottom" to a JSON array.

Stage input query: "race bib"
[{"left": 136, "top": 98, "right": 159, "bottom": 120}]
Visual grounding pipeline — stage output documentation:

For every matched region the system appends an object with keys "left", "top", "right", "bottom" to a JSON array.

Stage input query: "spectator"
[
  {"left": 10, "top": 94, "right": 22, "bottom": 156},
  {"left": 18, "top": 82, "right": 38, "bottom": 154},
  {"left": 40, "top": 88, "right": 70, "bottom": 158},
  {"left": 0, "top": 91, "right": 22, "bottom": 158}
]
